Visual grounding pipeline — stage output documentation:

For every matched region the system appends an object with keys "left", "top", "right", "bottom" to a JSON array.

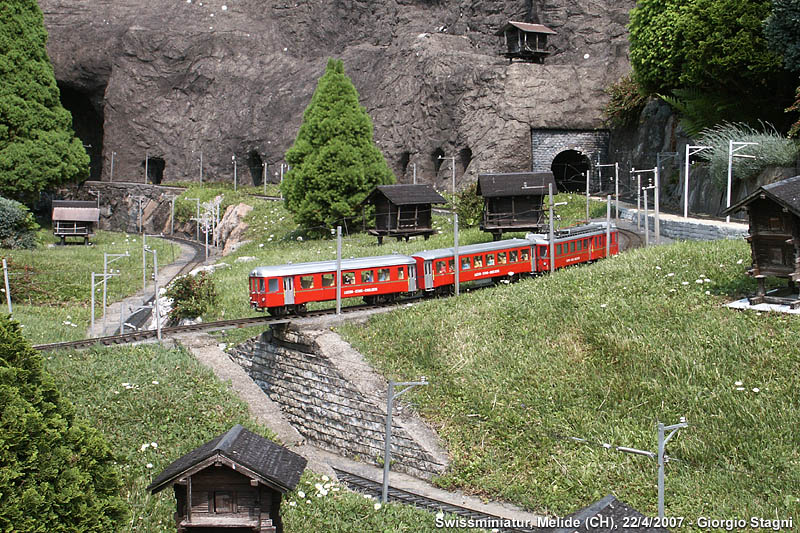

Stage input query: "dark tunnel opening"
[
  {"left": 57, "top": 83, "right": 104, "bottom": 182},
  {"left": 551, "top": 150, "right": 591, "bottom": 193},
  {"left": 145, "top": 157, "right": 165, "bottom": 184},
  {"left": 247, "top": 150, "right": 264, "bottom": 186}
]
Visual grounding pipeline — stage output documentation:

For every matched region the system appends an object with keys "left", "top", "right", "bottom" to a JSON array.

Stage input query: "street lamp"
[
  {"left": 382, "top": 377, "right": 429, "bottom": 503},
  {"left": 726, "top": 141, "right": 758, "bottom": 223}
]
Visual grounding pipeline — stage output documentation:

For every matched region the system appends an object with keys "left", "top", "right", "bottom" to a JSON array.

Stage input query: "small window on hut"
[
  {"left": 769, "top": 217, "right": 783, "bottom": 232},
  {"left": 214, "top": 491, "right": 234, "bottom": 513}
]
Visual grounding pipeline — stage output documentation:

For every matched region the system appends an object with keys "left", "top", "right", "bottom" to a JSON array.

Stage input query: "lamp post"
[
  {"left": 684, "top": 145, "right": 712, "bottom": 218},
  {"left": 382, "top": 377, "right": 429, "bottom": 503},
  {"left": 438, "top": 155, "right": 456, "bottom": 194},
  {"left": 335, "top": 226, "right": 342, "bottom": 314},
  {"left": 726, "top": 141, "right": 758, "bottom": 223}
]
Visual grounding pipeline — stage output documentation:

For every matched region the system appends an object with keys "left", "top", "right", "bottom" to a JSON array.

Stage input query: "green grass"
[
  {"left": 43, "top": 342, "right": 468, "bottom": 532},
  {"left": 1, "top": 229, "right": 179, "bottom": 343},
  {"left": 338, "top": 239, "right": 800, "bottom": 525}
]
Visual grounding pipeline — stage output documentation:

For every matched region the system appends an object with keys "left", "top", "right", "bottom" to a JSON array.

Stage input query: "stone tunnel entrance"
[
  {"left": 531, "top": 128, "right": 610, "bottom": 193},
  {"left": 57, "top": 83, "right": 104, "bottom": 181},
  {"left": 551, "top": 149, "right": 591, "bottom": 192},
  {"left": 145, "top": 157, "right": 165, "bottom": 184}
]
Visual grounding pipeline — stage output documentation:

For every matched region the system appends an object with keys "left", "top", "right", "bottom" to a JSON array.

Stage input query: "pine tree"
[
  {"left": 0, "top": 315, "right": 127, "bottom": 531},
  {"left": 0, "top": 0, "right": 89, "bottom": 205},
  {"left": 282, "top": 59, "right": 394, "bottom": 235}
]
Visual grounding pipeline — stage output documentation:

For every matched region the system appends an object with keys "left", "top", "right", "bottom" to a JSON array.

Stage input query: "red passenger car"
[
  {"left": 412, "top": 238, "right": 535, "bottom": 295},
  {"left": 527, "top": 222, "right": 618, "bottom": 272},
  {"left": 249, "top": 255, "right": 417, "bottom": 315}
]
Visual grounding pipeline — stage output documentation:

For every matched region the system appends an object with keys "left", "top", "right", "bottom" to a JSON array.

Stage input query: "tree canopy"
[
  {"left": 282, "top": 59, "right": 394, "bottom": 234},
  {"left": 0, "top": 0, "right": 89, "bottom": 205},
  {"left": 628, "top": 0, "right": 797, "bottom": 131},
  {"left": 764, "top": 0, "right": 800, "bottom": 73},
  {"left": 0, "top": 314, "right": 127, "bottom": 531}
]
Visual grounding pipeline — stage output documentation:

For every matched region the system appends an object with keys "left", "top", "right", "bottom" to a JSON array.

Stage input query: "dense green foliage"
[
  {"left": 452, "top": 182, "right": 483, "bottom": 227},
  {"left": 165, "top": 271, "right": 218, "bottom": 321},
  {"left": 282, "top": 59, "right": 395, "bottom": 236},
  {"left": 628, "top": 0, "right": 796, "bottom": 131},
  {"left": 0, "top": 196, "right": 38, "bottom": 249},
  {"left": 764, "top": 0, "right": 800, "bottom": 72},
  {"left": 602, "top": 74, "right": 648, "bottom": 128},
  {"left": 697, "top": 122, "right": 800, "bottom": 188},
  {"left": 340, "top": 239, "right": 799, "bottom": 523},
  {"left": 0, "top": 1, "right": 89, "bottom": 204},
  {"left": 0, "top": 315, "right": 126, "bottom": 531}
]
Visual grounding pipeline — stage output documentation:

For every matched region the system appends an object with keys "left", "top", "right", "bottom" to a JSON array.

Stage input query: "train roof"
[
  {"left": 413, "top": 238, "right": 532, "bottom": 261},
  {"left": 250, "top": 254, "right": 416, "bottom": 278},
  {"left": 526, "top": 222, "right": 617, "bottom": 244}
]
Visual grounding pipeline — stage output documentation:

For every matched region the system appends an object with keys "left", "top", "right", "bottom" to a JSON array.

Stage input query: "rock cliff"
[{"left": 40, "top": 0, "right": 634, "bottom": 190}]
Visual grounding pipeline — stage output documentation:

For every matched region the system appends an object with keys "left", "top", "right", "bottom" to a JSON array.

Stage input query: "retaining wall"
[{"left": 618, "top": 207, "right": 748, "bottom": 241}]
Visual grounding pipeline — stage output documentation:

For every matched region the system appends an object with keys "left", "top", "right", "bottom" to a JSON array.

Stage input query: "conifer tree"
[
  {"left": 282, "top": 59, "right": 394, "bottom": 234},
  {"left": 0, "top": 315, "right": 127, "bottom": 531},
  {"left": 0, "top": 0, "right": 89, "bottom": 205}
]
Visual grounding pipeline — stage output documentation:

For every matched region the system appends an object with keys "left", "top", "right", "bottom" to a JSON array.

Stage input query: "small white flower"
[
  {"left": 667, "top": 272, "right": 675, "bottom": 277},
  {"left": 737, "top": 259, "right": 743, "bottom": 264},
  {"left": 259, "top": 243, "right": 265, "bottom": 247},
  {"left": 297, "top": 491, "right": 305, "bottom": 499},
  {"left": 152, "top": 380, "right": 159, "bottom": 385},
  {"left": 288, "top": 501, "right": 296, "bottom": 507},
  {"left": 321, "top": 475, "right": 330, "bottom": 482},
  {"left": 600, "top": 304, "right": 607, "bottom": 308},
  {"left": 705, "top": 290, "right": 710, "bottom": 295},
  {"left": 695, "top": 279, "right": 704, "bottom": 284},
  {"left": 297, "top": 236, "right": 303, "bottom": 242},
  {"left": 314, "top": 483, "right": 323, "bottom": 491},
  {"left": 306, "top": 499, "right": 311, "bottom": 504},
  {"left": 363, "top": 494, "right": 372, "bottom": 500},
  {"left": 655, "top": 266, "right": 661, "bottom": 270},
  {"left": 373, "top": 502, "right": 382, "bottom": 510},
  {"left": 752, "top": 387, "right": 760, "bottom": 393},
  {"left": 146, "top": 463, "right": 153, "bottom": 469},
  {"left": 735, "top": 381, "right": 743, "bottom": 386},
  {"left": 140, "top": 443, "right": 150, "bottom": 451},
  {"left": 436, "top": 511, "right": 444, "bottom": 520},
  {"left": 151, "top": 442, "right": 158, "bottom": 449},
  {"left": 736, "top": 387, "right": 746, "bottom": 391},
  {"left": 681, "top": 281, "right": 689, "bottom": 286}
]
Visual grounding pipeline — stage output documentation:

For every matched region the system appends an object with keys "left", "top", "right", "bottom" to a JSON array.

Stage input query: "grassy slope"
[
  {"left": 44, "top": 343, "right": 465, "bottom": 532},
  {"left": 339, "top": 239, "right": 800, "bottom": 522}
]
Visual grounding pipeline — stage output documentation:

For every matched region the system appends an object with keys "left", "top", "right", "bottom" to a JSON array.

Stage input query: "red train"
[{"left": 249, "top": 222, "right": 618, "bottom": 315}]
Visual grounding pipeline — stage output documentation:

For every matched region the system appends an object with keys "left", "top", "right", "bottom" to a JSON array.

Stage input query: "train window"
[
  {"left": 268, "top": 279, "right": 279, "bottom": 293},
  {"left": 361, "top": 270, "right": 374, "bottom": 283},
  {"left": 398, "top": 267, "right": 405, "bottom": 279},
  {"left": 321, "top": 273, "right": 335, "bottom": 287},
  {"left": 521, "top": 249, "right": 530, "bottom": 261},
  {"left": 474, "top": 255, "right": 483, "bottom": 268},
  {"left": 556, "top": 244, "right": 562, "bottom": 255},
  {"left": 576, "top": 240, "right": 582, "bottom": 252},
  {"left": 570, "top": 242, "right": 575, "bottom": 253},
  {"left": 583, "top": 238, "right": 589, "bottom": 249},
  {"left": 436, "top": 261, "right": 447, "bottom": 274},
  {"left": 510, "top": 250, "right": 518, "bottom": 262},
  {"left": 486, "top": 254, "right": 495, "bottom": 266},
  {"left": 343, "top": 272, "right": 355, "bottom": 285},
  {"left": 461, "top": 257, "right": 471, "bottom": 270},
  {"left": 300, "top": 275, "right": 314, "bottom": 289},
  {"left": 378, "top": 268, "right": 390, "bottom": 281},
  {"left": 424, "top": 262, "right": 432, "bottom": 275},
  {"left": 258, "top": 279, "right": 265, "bottom": 293},
  {"left": 498, "top": 252, "right": 507, "bottom": 264},
  {"left": 448, "top": 259, "right": 455, "bottom": 272}
]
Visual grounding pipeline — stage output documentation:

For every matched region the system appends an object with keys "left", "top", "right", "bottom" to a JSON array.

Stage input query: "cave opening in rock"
[
  {"left": 431, "top": 148, "right": 445, "bottom": 174},
  {"left": 459, "top": 147, "right": 472, "bottom": 173},
  {"left": 247, "top": 150, "right": 264, "bottom": 186},
  {"left": 57, "top": 83, "right": 104, "bottom": 181},
  {"left": 551, "top": 150, "right": 591, "bottom": 192},
  {"left": 398, "top": 151, "right": 410, "bottom": 179},
  {"left": 144, "top": 157, "right": 165, "bottom": 184}
]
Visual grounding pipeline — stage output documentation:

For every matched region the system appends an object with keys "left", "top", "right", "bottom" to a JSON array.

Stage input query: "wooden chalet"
[
  {"left": 477, "top": 172, "right": 556, "bottom": 240},
  {"left": 496, "top": 21, "right": 557, "bottom": 63},
  {"left": 722, "top": 175, "right": 800, "bottom": 308},
  {"left": 51, "top": 200, "right": 100, "bottom": 245},
  {"left": 364, "top": 184, "right": 446, "bottom": 244},
  {"left": 147, "top": 425, "right": 307, "bottom": 533}
]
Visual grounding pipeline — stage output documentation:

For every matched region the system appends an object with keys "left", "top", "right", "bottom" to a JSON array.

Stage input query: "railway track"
[
  {"left": 332, "top": 468, "right": 541, "bottom": 533},
  {"left": 617, "top": 227, "right": 644, "bottom": 251}
]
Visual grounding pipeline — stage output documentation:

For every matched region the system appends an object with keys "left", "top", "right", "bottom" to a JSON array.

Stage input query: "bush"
[
  {"left": 603, "top": 74, "right": 648, "bottom": 128},
  {"left": 697, "top": 122, "right": 800, "bottom": 188},
  {"left": 0, "top": 196, "right": 38, "bottom": 249},
  {"left": 0, "top": 314, "right": 127, "bottom": 531},
  {"left": 165, "top": 271, "right": 218, "bottom": 320},
  {"left": 453, "top": 182, "right": 483, "bottom": 227}
]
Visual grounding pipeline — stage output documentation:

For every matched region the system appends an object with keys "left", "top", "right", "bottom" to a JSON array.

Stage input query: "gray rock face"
[{"left": 41, "top": 0, "right": 634, "bottom": 191}]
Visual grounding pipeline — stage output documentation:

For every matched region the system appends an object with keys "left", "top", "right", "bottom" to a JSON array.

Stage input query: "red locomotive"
[{"left": 249, "top": 222, "right": 618, "bottom": 315}]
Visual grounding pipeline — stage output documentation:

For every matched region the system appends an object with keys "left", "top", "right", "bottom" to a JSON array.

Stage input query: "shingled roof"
[
  {"left": 364, "top": 184, "right": 447, "bottom": 206},
  {"left": 496, "top": 21, "right": 557, "bottom": 36},
  {"left": 477, "top": 172, "right": 557, "bottom": 197},
  {"left": 723, "top": 175, "right": 800, "bottom": 216},
  {"left": 146, "top": 425, "right": 307, "bottom": 495},
  {"left": 51, "top": 200, "right": 100, "bottom": 222}
]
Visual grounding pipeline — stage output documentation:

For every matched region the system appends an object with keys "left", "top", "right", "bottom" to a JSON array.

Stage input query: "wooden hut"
[
  {"left": 477, "top": 172, "right": 556, "bottom": 240},
  {"left": 722, "top": 175, "right": 800, "bottom": 308},
  {"left": 51, "top": 200, "right": 100, "bottom": 245},
  {"left": 496, "top": 21, "right": 557, "bottom": 63},
  {"left": 364, "top": 184, "right": 446, "bottom": 244},
  {"left": 147, "top": 424, "right": 307, "bottom": 533}
]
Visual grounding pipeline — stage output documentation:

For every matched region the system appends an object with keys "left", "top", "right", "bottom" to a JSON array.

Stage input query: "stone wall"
[
  {"left": 618, "top": 207, "right": 748, "bottom": 241},
  {"left": 229, "top": 325, "right": 449, "bottom": 479},
  {"left": 531, "top": 129, "right": 610, "bottom": 173}
]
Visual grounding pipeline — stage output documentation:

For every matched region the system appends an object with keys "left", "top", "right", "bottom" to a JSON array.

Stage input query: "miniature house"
[
  {"left": 364, "top": 184, "right": 446, "bottom": 244},
  {"left": 477, "top": 172, "right": 557, "bottom": 240},
  {"left": 147, "top": 425, "right": 307, "bottom": 533},
  {"left": 722, "top": 175, "right": 800, "bottom": 308},
  {"left": 496, "top": 21, "right": 557, "bottom": 63},
  {"left": 51, "top": 200, "right": 100, "bottom": 245}
]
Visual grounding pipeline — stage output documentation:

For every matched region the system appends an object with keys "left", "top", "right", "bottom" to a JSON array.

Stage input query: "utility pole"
[
  {"left": 382, "top": 378, "right": 429, "bottom": 503},
  {"left": 412, "top": 163, "right": 417, "bottom": 185},
  {"left": 132, "top": 196, "right": 146, "bottom": 234},
  {"left": 168, "top": 195, "right": 177, "bottom": 235},
  {"left": 2, "top": 258, "right": 11, "bottom": 314},
  {"left": 438, "top": 155, "right": 456, "bottom": 194},
  {"left": 684, "top": 145, "right": 712, "bottom": 218},
  {"left": 336, "top": 226, "right": 342, "bottom": 315},
  {"left": 454, "top": 213, "right": 460, "bottom": 297},
  {"left": 232, "top": 155, "right": 238, "bottom": 192},
  {"left": 631, "top": 168, "right": 659, "bottom": 241},
  {"left": 262, "top": 161, "right": 268, "bottom": 195},
  {"left": 103, "top": 252, "right": 128, "bottom": 332},
  {"left": 606, "top": 195, "right": 611, "bottom": 258},
  {"left": 144, "top": 152, "right": 149, "bottom": 184},
  {"left": 596, "top": 162, "right": 619, "bottom": 220},
  {"left": 110, "top": 151, "right": 116, "bottom": 182},
  {"left": 186, "top": 197, "right": 200, "bottom": 241},
  {"left": 658, "top": 418, "right": 688, "bottom": 519},
  {"left": 90, "top": 271, "right": 117, "bottom": 337},
  {"left": 642, "top": 185, "right": 655, "bottom": 246},
  {"left": 726, "top": 141, "right": 758, "bottom": 223},
  {"left": 144, "top": 247, "right": 161, "bottom": 341},
  {"left": 548, "top": 183, "right": 567, "bottom": 273},
  {"left": 585, "top": 170, "right": 591, "bottom": 221}
]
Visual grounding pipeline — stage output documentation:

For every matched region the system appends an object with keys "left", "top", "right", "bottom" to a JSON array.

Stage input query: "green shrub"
[
  {"left": 603, "top": 74, "right": 648, "bottom": 128},
  {"left": 0, "top": 314, "right": 127, "bottom": 531},
  {"left": 453, "top": 182, "right": 483, "bottom": 227},
  {"left": 0, "top": 196, "right": 38, "bottom": 249},
  {"left": 697, "top": 122, "right": 800, "bottom": 188},
  {"left": 165, "top": 271, "right": 218, "bottom": 320}
]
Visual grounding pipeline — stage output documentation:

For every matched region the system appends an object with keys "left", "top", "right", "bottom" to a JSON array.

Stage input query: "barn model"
[
  {"left": 477, "top": 172, "right": 557, "bottom": 240},
  {"left": 364, "top": 184, "right": 446, "bottom": 244},
  {"left": 496, "top": 21, "right": 557, "bottom": 63},
  {"left": 51, "top": 200, "right": 100, "bottom": 245},
  {"left": 147, "top": 424, "right": 307, "bottom": 533},
  {"left": 723, "top": 175, "right": 800, "bottom": 308}
]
